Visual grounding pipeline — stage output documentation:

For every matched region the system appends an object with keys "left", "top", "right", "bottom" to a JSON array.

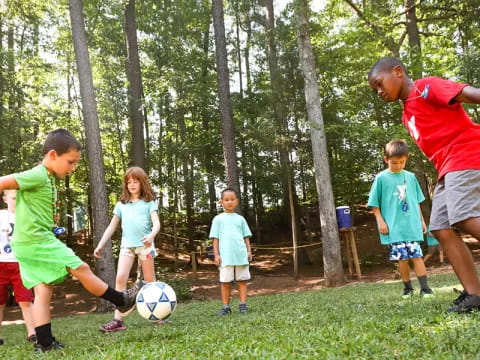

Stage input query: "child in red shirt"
[{"left": 368, "top": 57, "right": 480, "bottom": 313}]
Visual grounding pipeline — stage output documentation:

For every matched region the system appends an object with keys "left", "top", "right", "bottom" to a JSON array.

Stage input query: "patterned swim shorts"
[{"left": 388, "top": 241, "right": 423, "bottom": 261}]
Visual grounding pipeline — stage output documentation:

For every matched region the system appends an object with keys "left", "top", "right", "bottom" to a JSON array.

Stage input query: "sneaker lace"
[{"left": 453, "top": 290, "right": 468, "bottom": 305}]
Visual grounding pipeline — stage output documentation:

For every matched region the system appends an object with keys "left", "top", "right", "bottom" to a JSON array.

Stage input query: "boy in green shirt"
[
  {"left": 368, "top": 140, "right": 433, "bottom": 298},
  {"left": 0, "top": 129, "right": 144, "bottom": 352}
]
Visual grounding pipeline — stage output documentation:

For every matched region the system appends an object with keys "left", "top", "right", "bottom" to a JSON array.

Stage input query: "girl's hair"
[{"left": 119, "top": 167, "right": 156, "bottom": 203}]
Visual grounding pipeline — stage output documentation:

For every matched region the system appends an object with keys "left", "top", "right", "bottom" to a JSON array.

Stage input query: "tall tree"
[
  {"left": 212, "top": 0, "right": 241, "bottom": 202},
  {"left": 264, "top": 0, "right": 300, "bottom": 276},
  {"left": 68, "top": 0, "right": 115, "bottom": 312},
  {"left": 296, "top": 0, "right": 344, "bottom": 286},
  {"left": 124, "top": 0, "right": 146, "bottom": 169}
]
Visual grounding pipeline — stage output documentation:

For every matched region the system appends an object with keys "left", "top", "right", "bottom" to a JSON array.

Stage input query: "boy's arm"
[
  {"left": 94, "top": 215, "right": 120, "bottom": 258},
  {"left": 371, "top": 207, "right": 389, "bottom": 234},
  {"left": 244, "top": 237, "right": 252, "bottom": 262},
  {"left": 0, "top": 175, "right": 19, "bottom": 192},
  {"left": 418, "top": 204, "right": 427, "bottom": 233},
  {"left": 454, "top": 86, "right": 480, "bottom": 104},
  {"left": 213, "top": 237, "right": 221, "bottom": 266}
]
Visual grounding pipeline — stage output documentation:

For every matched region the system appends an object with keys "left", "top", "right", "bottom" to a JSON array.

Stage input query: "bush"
[{"left": 162, "top": 276, "right": 192, "bottom": 302}]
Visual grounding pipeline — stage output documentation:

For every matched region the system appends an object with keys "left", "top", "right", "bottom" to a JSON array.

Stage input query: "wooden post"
[{"left": 339, "top": 227, "right": 361, "bottom": 280}]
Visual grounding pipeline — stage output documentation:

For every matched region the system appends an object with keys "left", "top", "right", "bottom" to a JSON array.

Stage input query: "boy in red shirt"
[{"left": 368, "top": 57, "right": 480, "bottom": 313}]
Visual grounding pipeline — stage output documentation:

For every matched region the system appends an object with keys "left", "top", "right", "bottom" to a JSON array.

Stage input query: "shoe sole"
[{"left": 99, "top": 327, "right": 127, "bottom": 333}]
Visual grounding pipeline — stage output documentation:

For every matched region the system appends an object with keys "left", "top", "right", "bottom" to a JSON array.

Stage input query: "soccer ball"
[{"left": 136, "top": 281, "right": 177, "bottom": 321}]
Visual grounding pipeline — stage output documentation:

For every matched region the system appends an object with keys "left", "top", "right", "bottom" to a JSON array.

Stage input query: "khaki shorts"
[
  {"left": 119, "top": 245, "right": 157, "bottom": 261},
  {"left": 219, "top": 265, "right": 250, "bottom": 283},
  {"left": 430, "top": 170, "right": 480, "bottom": 231}
]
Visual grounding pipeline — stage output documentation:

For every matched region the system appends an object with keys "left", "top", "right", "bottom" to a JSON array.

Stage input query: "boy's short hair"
[
  {"left": 42, "top": 129, "right": 82, "bottom": 156},
  {"left": 368, "top": 57, "right": 408, "bottom": 80},
  {"left": 384, "top": 139, "right": 409, "bottom": 158},
  {"left": 221, "top": 187, "right": 238, "bottom": 199}
]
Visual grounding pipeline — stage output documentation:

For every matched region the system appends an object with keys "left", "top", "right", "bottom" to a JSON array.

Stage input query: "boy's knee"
[{"left": 69, "top": 262, "right": 91, "bottom": 274}]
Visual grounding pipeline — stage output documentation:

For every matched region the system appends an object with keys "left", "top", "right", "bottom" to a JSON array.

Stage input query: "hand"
[
  {"left": 422, "top": 221, "right": 427, "bottom": 234},
  {"left": 93, "top": 246, "right": 103, "bottom": 258},
  {"left": 377, "top": 220, "right": 389, "bottom": 235},
  {"left": 142, "top": 234, "right": 154, "bottom": 247},
  {"left": 248, "top": 252, "right": 252, "bottom": 262},
  {"left": 214, "top": 255, "right": 221, "bottom": 267}
]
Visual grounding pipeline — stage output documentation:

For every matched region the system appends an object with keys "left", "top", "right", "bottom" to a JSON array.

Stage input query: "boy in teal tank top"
[
  {"left": 0, "top": 129, "right": 144, "bottom": 352},
  {"left": 368, "top": 140, "right": 433, "bottom": 299}
]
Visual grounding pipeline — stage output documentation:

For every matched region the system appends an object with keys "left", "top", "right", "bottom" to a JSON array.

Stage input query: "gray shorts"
[{"left": 429, "top": 170, "right": 480, "bottom": 231}]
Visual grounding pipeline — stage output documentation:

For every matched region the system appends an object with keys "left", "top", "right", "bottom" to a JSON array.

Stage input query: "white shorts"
[
  {"left": 119, "top": 245, "right": 157, "bottom": 261},
  {"left": 219, "top": 265, "right": 250, "bottom": 283}
]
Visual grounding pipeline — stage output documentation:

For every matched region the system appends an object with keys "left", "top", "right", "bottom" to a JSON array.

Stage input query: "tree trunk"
[
  {"left": 264, "top": 0, "right": 300, "bottom": 277},
  {"left": 296, "top": 0, "right": 344, "bottom": 286},
  {"left": 212, "top": 0, "right": 241, "bottom": 204},
  {"left": 68, "top": 0, "right": 116, "bottom": 312},
  {"left": 124, "top": 0, "right": 146, "bottom": 169}
]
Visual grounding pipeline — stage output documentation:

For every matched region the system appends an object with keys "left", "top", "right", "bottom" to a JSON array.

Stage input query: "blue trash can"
[{"left": 336, "top": 206, "right": 352, "bottom": 228}]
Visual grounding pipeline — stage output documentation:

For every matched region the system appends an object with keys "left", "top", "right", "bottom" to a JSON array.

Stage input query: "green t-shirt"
[
  {"left": 368, "top": 169, "right": 425, "bottom": 245},
  {"left": 209, "top": 212, "right": 252, "bottom": 266},
  {"left": 12, "top": 164, "right": 56, "bottom": 244}
]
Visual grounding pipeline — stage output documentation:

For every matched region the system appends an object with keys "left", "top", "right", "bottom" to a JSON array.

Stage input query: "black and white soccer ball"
[{"left": 136, "top": 281, "right": 177, "bottom": 321}]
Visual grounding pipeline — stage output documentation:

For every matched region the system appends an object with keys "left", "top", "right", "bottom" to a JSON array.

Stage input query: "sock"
[
  {"left": 403, "top": 280, "right": 413, "bottom": 290},
  {"left": 418, "top": 275, "right": 429, "bottom": 290},
  {"left": 239, "top": 302, "right": 246, "bottom": 306},
  {"left": 223, "top": 304, "right": 230, "bottom": 309},
  {"left": 35, "top": 323, "right": 53, "bottom": 347},
  {"left": 101, "top": 286, "right": 124, "bottom": 307}
]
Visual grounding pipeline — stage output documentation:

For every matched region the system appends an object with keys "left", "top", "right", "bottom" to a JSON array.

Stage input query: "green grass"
[{"left": 2, "top": 272, "right": 480, "bottom": 359}]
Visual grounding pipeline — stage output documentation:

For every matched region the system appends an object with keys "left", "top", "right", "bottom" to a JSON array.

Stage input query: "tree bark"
[
  {"left": 68, "top": 0, "right": 116, "bottom": 312},
  {"left": 296, "top": 0, "right": 344, "bottom": 286},
  {"left": 212, "top": 0, "right": 242, "bottom": 205},
  {"left": 124, "top": 0, "right": 146, "bottom": 169}
]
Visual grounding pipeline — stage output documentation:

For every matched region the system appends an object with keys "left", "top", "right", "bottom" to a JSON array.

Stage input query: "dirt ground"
[{"left": 4, "top": 220, "right": 480, "bottom": 324}]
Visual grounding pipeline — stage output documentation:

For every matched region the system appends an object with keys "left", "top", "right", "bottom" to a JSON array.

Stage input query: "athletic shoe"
[
  {"left": 446, "top": 292, "right": 480, "bottom": 313},
  {"left": 117, "top": 280, "right": 146, "bottom": 315},
  {"left": 215, "top": 307, "right": 232, "bottom": 316},
  {"left": 99, "top": 318, "right": 127, "bottom": 333},
  {"left": 33, "top": 338, "right": 65, "bottom": 352},
  {"left": 27, "top": 334, "right": 37, "bottom": 343},
  {"left": 420, "top": 288, "right": 434, "bottom": 298},
  {"left": 239, "top": 303, "right": 249, "bottom": 314},
  {"left": 402, "top": 288, "right": 414, "bottom": 299},
  {"left": 0, "top": 338, "right": 3, "bottom": 346}
]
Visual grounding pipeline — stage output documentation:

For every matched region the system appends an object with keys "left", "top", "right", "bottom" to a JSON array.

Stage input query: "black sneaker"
[
  {"left": 420, "top": 288, "right": 434, "bottom": 298},
  {"left": 0, "top": 337, "right": 3, "bottom": 346},
  {"left": 33, "top": 338, "right": 65, "bottom": 352},
  {"left": 239, "top": 303, "right": 248, "bottom": 314},
  {"left": 451, "top": 289, "right": 468, "bottom": 306},
  {"left": 402, "top": 288, "right": 414, "bottom": 299},
  {"left": 117, "top": 280, "right": 146, "bottom": 315},
  {"left": 215, "top": 307, "right": 232, "bottom": 316},
  {"left": 446, "top": 293, "right": 480, "bottom": 313}
]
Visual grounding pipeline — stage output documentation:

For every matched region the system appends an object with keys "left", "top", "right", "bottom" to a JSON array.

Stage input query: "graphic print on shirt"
[
  {"left": 1, "top": 220, "right": 13, "bottom": 255},
  {"left": 407, "top": 115, "right": 420, "bottom": 140}
]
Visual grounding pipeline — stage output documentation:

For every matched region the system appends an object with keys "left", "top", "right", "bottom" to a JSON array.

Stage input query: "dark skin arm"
[{"left": 454, "top": 86, "right": 480, "bottom": 104}]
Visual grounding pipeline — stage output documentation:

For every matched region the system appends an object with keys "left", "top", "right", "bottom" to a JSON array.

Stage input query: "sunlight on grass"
[{"left": 1, "top": 271, "right": 479, "bottom": 359}]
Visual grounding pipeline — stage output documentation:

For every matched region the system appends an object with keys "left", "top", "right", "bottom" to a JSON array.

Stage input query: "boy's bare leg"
[
  {"left": 398, "top": 260, "right": 411, "bottom": 281},
  {"left": 18, "top": 301, "right": 35, "bottom": 337},
  {"left": 238, "top": 281, "right": 247, "bottom": 303},
  {"left": 423, "top": 253, "right": 432, "bottom": 264},
  {"left": 439, "top": 249, "right": 445, "bottom": 263},
  {"left": 32, "top": 284, "right": 53, "bottom": 326},
  {"left": 432, "top": 226, "right": 480, "bottom": 295},
  {"left": 220, "top": 283, "right": 231, "bottom": 305},
  {"left": 411, "top": 257, "right": 427, "bottom": 277},
  {"left": 68, "top": 263, "right": 108, "bottom": 296}
]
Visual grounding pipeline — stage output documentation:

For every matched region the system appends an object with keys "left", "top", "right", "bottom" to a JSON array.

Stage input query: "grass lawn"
[{"left": 2, "top": 271, "right": 480, "bottom": 359}]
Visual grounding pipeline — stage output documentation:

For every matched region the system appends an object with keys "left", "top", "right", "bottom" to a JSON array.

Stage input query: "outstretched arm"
[
  {"left": 454, "top": 86, "right": 480, "bottom": 104},
  {"left": 93, "top": 215, "right": 120, "bottom": 258},
  {"left": 0, "top": 175, "right": 19, "bottom": 192}
]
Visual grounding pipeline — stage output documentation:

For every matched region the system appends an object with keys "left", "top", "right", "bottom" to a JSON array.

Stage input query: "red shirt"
[{"left": 402, "top": 76, "right": 480, "bottom": 180}]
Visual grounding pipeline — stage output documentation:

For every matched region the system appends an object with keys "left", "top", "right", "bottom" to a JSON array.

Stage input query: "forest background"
[{"left": 0, "top": 0, "right": 479, "bottom": 307}]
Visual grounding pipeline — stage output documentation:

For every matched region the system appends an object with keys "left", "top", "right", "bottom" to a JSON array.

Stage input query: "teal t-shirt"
[
  {"left": 209, "top": 212, "right": 252, "bottom": 266},
  {"left": 426, "top": 226, "right": 439, "bottom": 246},
  {"left": 367, "top": 169, "right": 425, "bottom": 245},
  {"left": 12, "top": 164, "right": 57, "bottom": 244},
  {"left": 113, "top": 200, "right": 158, "bottom": 248}
]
